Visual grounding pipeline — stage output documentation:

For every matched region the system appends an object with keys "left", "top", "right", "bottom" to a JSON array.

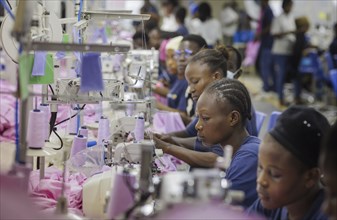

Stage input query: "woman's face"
[
  {"left": 166, "top": 49, "right": 178, "bottom": 75},
  {"left": 185, "top": 62, "right": 219, "bottom": 102},
  {"left": 195, "top": 92, "right": 232, "bottom": 147},
  {"left": 256, "top": 134, "right": 313, "bottom": 210},
  {"left": 177, "top": 41, "right": 201, "bottom": 76}
]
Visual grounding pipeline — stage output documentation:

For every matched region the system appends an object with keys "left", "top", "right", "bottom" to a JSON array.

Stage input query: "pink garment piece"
[
  {"left": 153, "top": 112, "right": 185, "bottom": 134},
  {"left": 155, "top": 154, "right": 178, "bottom": 174},
  {"left": 28, "top": 166, "right": 87, "bottom": 216},
  {"left": 0, "top": 80, "right": 17, "bottom": 141},
  {"left": 154, "top": 82, "right": 168, "bottom": 106},
  {"left": 159, "top": 39, "right": 169, "bottom": 61},
  {"left": 242, "top": 41, "right": 261, "bottom": 67}
]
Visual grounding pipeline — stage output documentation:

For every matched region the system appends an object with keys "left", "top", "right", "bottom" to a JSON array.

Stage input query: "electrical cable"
[
  {"left": 5, "top": 0, "right": 11, "bottom": 9},
  {"left": 52, "top": 128, "right": 64, "bottom": 150},
  {"left": 0, "top": 0, "right": 15, "bottom": 19},
  {"left": 54, "top": 104, "right": 86, "bottom": 126}
]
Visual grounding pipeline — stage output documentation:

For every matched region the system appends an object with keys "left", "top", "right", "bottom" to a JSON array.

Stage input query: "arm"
[
  {"left": 171, "top": 136, "right": 197, "bottom": 150},
  {"left": 152, "top": 86, "right": 170, "bottom": 97},
  {"left": 154, "top": 136, "right": 218, "bottom": 168}
]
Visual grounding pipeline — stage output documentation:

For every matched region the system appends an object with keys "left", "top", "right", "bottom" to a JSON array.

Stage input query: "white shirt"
[
  {"left": 271, "top": 13, "right": 296, "bottom": 55},
  {"left": 186, "top": 17, "right": 202, "bottom": 35},
  {"left": 161, "top": 14, "right": 179, "bottom": 32},
  {"left": 220, "top": 7, "right": 239, "bottom": 37},
  {"left": 197, "top": 18, "right": 222, "bottom": 46}
]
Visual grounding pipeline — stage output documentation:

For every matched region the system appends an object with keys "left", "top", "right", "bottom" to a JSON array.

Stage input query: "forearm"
[
  {"left": 153, "top": 86, "right": 169, "bottom": 97},
  {"left": 171, "top": 137, "right": 196, "bottom": 150},
  {"left": 168, "top": 130, "right": 190, "bottom": 138},
  {"left": 164, "top": 144, "right": 218, "bottom": 168}
]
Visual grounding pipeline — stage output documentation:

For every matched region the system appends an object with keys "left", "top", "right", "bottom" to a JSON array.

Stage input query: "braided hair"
[
  {"left": 189, "top": 45, "right": 229, "bottom": 77},
  {"left": 204, "top": 78, "right": 252, "bottom": 125}
]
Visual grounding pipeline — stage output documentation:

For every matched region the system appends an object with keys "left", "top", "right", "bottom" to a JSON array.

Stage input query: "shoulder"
[
  {"left": 247, "top": 199, "right": 283, "bottom": 219},
  {"left": 238, "top": 136, "right": 261, "bottom": 155}
]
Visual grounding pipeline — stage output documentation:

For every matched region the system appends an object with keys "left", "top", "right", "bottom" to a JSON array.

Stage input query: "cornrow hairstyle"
[
  {"left": 205, "top": 78, "right": 252, "bottom": 125},
  {"left": 226, "top": 45, "right": 242, "bottom": 72},
  {"left": 189, "top": 45, "right": 229, "bottom": 77},
  {"left": 181, "top": 34, "right": 208, "bottom": 49}
]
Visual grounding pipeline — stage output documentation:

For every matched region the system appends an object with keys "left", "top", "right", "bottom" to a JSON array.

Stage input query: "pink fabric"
[
  {"left": 154, "top": 82, "right": 168, "bottom": 106},
  {"left": 153, "top": 112, "right": 185, "bottom": 134},
  {"left": 242, "top": 41, "right": 261, "bottom": 67},
  {"left": 155, "top": 154, "right": 185, "bottom": 174},
  {"left": 153, "top": 112, "right": 186, "bottom": 172},
  {"left": 28, "top": 167, "right": 87, "bottom": 216},
  {"left": 0, "top": 80, "right": 17, "bottom": 142},
  {"left": 159, "top": 39, "right": 169, "bottom": 61}
]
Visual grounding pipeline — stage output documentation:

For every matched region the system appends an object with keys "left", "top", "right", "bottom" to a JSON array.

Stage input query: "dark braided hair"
[
  {"left": 204, "top": 78, "right": 252, "bottom": 125},
  {"left": 189, "top": 45, "right": 229, "bottom": 77}
]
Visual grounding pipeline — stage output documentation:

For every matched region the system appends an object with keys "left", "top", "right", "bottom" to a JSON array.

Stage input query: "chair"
[
  {"left": 267, "top": 111, "right": 282, "bottom": 131},
  {"left": 330, "top": 69, "right": 337, "bottom": 97},
  {"left": 255, "top": 111, "right": 267, "bottom": 136}
]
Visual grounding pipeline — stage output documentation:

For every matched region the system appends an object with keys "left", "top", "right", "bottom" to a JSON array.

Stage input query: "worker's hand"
[
  {"left": 154, "top": 133, "right": 177, "bottom": 145},
  {"left": 153, "top": 135, "right": 170, "bottom": 154}
]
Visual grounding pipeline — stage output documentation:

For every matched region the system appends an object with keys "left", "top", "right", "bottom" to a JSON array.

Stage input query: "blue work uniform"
[
  {"left": 167, "top": 79, "right": 188, "bottom": 111},
  {"left": 247, "top": 189, "right": 327, "bottom": 220}
]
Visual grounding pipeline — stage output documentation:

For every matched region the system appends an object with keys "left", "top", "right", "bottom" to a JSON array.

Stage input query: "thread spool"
[
  {"left": 67, "top": 107, "right": 79, "bottom": 135},
  {"left": 95, "top": 102, "right": 103, "bottom": 122},
  {"left": 78, "top": 126, "right": 88, "bottom": 137},
  {"left": 97, "top": 116, "right": 110, "bottom": 146},
  {"left": 134, "top": 116, "right": 144, "bottom": 142},
  {"left": 38, "top": 104, "right": 50, "bottom": 141},
  {"left": 27, "top": 109, "right": 45, "bottom": 149},
  {"left": 125, "top": 101, "right": 135, "bottom": 117},
  {"left": 70, "top": 134, "right": 88, "bottom": 157}
]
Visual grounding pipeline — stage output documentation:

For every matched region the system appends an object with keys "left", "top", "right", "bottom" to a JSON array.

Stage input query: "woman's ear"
[
  {"left": 305, "top": 167, "right": 321, "bottom": 188},
  {"left": 213, "top": 71, "right": 222, "bottom": 80},
  {"left": 229, "top": 111, "right": 240, "bottom": 127}
]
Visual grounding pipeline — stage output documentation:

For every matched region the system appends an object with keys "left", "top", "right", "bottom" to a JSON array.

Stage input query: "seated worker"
[
  {"left": 319, "top": 122, "right": 337, "bottom": 219},
  {"left": 154, "top": 78, "right": 260, "bottom": 207},
  {"left": 176, "top": 34, "right": 208, "bottom": 123},
  {"left": 156, "top": 46, "right": 257, "bottom": 151},
  {"left": 155, "top": 36, "right": 189, "bottom": 116},
  {"left": 247, "top": 106, "right": 330, "bottom": 219},
  {"left": 153, "top": 36, "right": 182, "bottom": 99}
]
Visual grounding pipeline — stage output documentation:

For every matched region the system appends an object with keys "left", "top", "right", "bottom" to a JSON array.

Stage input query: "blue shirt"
[
  {"left": 226, "top": 136, "right": 260, "bottom": 208},
  {"left": 167, "top": 79, "right": 188, "bottom": 111},
  {"left": 247, "top": 189, "right": 327, "bottom": 220},
  {"left": 177, "top": 25, "right": 189, "bottom": 36}
]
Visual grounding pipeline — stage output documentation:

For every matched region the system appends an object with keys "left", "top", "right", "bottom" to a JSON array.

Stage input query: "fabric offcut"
[
  {"left": 28, "top": 166, "right": 87, "bottom": 216},
  {"left": 80, "top": 53, "right": 104, "bottom": 92}
]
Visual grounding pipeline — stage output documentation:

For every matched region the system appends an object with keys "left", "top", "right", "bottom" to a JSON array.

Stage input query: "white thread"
[{"left": 27, "top": 109, "right": 45, "bottom": 149}]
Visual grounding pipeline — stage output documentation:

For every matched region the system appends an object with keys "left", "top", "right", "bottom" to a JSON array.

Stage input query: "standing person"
[
  {"left": 271, "top": 0, "right": 296, "bottom": 106},
  {"left": 329, "top": 23, "right": 337, "bottom": 68},
  {"left": 175, "top": 7, "right": 189, "bottom": 36},
  {"left": 247, "top": 106, "right": 330, "bottom": 219},
  {"left": 320, "top": 122, "right": 337, "bottom": 220},
  {"left": 160, "top": 0, "right": 179, "bottom": 32},
  {"left": 154, "top": 78, "right": 260, "bottom": 208},
  {"left": 290, "top": 17, "right": 311, "bottom": 104},
  {"left": 256, "top": 0, "right": 275, "bottom": 93},
  {"left": 195, "top": 2, "right": 222, "bottom": 47},
  {"left": 220, "top": 1, "right": 239, "bottom": 45}
]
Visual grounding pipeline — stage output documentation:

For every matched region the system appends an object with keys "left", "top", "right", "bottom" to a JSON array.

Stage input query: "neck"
[
  {"left": 221, "top": 127, "right": 249, "bottom": 155},
  {"left": 286, "top": 185, "right": 321, "bottom": 220}
]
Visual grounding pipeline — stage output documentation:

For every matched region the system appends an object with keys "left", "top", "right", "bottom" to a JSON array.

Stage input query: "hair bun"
[{"left": 216, "top": 45, "right": 229, "bottom": 60}]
